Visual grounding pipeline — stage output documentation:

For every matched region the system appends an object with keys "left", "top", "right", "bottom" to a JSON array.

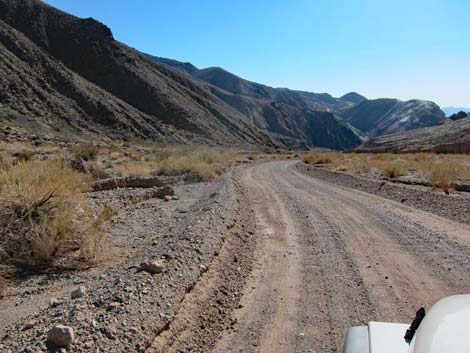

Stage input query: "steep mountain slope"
[
  {"left": 356, "top": 117, "right": 470, "bottom": 153},
  {"left": 0, "top": 18, "right": 176, "bottom": 139},
  {"left": 0, "top": 0, "right": 277, "bottom": 147},
  {"left": 342, "top": 99, "right": 445, "bottom": 138}
]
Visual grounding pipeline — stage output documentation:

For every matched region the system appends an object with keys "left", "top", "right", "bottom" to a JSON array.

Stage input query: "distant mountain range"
[{"left": 0, "top": 0, "right": 448, "bottom": 150}]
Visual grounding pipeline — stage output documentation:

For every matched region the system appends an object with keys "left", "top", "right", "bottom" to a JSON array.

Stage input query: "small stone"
[
  {"left": 49, "top": 298, "right": 60, "bottom": 307},
  {"left": 102, "top": 325, "right": 117, "bottom": 340},
  {"left": 71, "top": 286, "right": 86, "bottom": 299},
  {"left": 108, "top": 302, "right": 121, "bottom": 311},
  {"left": 23, "top": 320, "right": 39, "bottom": 331},
  {"left": 139, "top": 260, "right": 165, "bottom": 274},
  {"left": 47, "top": 325, "right": 75, "bottom": 347},
  {"left": 164, "top": 195, "right": 172, "bottom": 202}
]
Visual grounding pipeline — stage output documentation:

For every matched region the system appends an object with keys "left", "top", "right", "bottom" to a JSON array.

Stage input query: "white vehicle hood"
[{"left": 368, "top": 322, "right": 409, "bottom": 353}]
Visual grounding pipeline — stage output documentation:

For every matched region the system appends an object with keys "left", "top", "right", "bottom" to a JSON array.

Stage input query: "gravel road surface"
[{"left": 157, "top": 160, "right": 470, "bottom": 353}]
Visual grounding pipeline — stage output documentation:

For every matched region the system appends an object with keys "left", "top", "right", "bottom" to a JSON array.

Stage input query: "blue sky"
[{"left": 44, "top": 0, "right": 469, "bottom": 107}]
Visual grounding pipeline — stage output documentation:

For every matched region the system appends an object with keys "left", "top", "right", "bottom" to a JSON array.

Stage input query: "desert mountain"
[
  {"left": 342, "top": 99, "right": 445, "bottom": 138},
  {"left": 0, "top": 0, "right": 447, "bottom": 150},
  {"left": 0, "top": 0, "right": 278, "bottom": 147},
  {"left": 356, "top": 116, "right": 470, "bottom": 153},
  {"left": 152, "top": 57, "right": 447, "bottom": 144}
]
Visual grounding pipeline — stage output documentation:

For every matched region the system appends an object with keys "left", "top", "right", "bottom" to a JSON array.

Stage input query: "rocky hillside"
[
  {"left": 0, "top": 0, "right": 362, "bottom": 150},
  {"left": 0, "top": 0, "right": 277, "bottom": 147},
  {"left": 342, "top": 98, "right": 446, "bottom": 138},
  {"left": 356, "top": 117, "right": 470, "bottom": 153},
  {"left": 0, "top": 0, "right": 447, "bottom": 150}
]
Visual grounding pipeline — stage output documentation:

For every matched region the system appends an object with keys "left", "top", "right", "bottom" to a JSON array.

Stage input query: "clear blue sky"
[{"left": 44, "top": 0, "right": 469, "bottom": 107}]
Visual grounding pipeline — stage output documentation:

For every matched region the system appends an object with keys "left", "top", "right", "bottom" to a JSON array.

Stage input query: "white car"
[{"left": 343, "top": 294, "right": 470, "bottom": 353}]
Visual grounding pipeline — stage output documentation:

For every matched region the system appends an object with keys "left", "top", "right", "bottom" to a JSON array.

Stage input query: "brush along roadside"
[{"left": 0, "top": 160, "right": 113, "bottom": 293}]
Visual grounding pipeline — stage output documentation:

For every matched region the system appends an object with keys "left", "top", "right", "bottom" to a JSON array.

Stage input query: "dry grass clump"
[
  {"left": 379, "top": 161, "right": 408, "bottom": 178},
  {"left": 302, "top": 152, "right": 341, "bottom": 165},
  {"left": 428, "top": 160, "right": 461, "bottom": 193},
  {"left": 72, "top": 143, "right": 99, "bottom": 161},
  {"left": 0, "top": 160, "right": 113, "bottom": 279},
  {"left": 152, "top": 147, "right": 233, "bottom": 181},
  {"left": 13, "top": 149, "right": 35, "bottom": 162},
  {"left": 114, "top": 161, "right": 155, "bottom": 177},
  {"left": 0, "top": 155, "right": 10, "bottom": 171}
]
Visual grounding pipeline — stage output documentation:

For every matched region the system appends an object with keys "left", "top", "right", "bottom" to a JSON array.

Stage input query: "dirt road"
[{"left": 150, "top": 160, "right": 470, "bottom": 353}]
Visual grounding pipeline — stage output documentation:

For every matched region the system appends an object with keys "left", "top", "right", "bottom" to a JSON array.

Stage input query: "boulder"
[
  {"left": 47, "top": 325, "right": 75, "bottom": 347},
  {"left": 71, "top": 286, "right": 86, "bottom": 299}
]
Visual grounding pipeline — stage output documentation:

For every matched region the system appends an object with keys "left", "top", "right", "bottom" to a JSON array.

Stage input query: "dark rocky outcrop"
[{"left": 449, "top": 111, "right": 468, "bottom": 121}]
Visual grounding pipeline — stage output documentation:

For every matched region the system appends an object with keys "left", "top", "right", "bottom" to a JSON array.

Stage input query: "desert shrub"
[
  {"left": 89, "top": 163, "right": 111, "bottom": 180},
  {"left": 153, "top": 149, "right": 171, "bottom": 162},
  {"left": 13, "top": 150, "right": 35, "bottom": 162},
  {"left": 0, "top": 155, "right": 10, "bottom": 171},
  {"left": 303, "top": 153, "right": 333, "bottom": 165},
  {"left": 154, "top": 155, "right": 217, "bottom": 180},
  {"left": 429, "top": 160, "right": 460, "bottom": 192},
  {"left": 152, "top": 147, "right": 232, "bottom": 181},
  {"left": 72, "top": 144, "right": 99, "bottom": 161},
  {"left": 0, "top": 160, "right": 113, "bottom": 273},
  {"left": 380, "top": 162, "right": 408, "bottom": 178}
]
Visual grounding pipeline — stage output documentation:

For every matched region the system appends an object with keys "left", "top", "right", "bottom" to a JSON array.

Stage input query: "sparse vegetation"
[
  {"left": 0, "top": 155, "right": 10, "bottom": 171},
  {"left": 72, "top": 143, "right": 99, "bottom": 161},
  {"left": 303, "top": 152, "right": 339, "bottom": 165},
  {"left": 300, "top": 151, "right": 470, "bottom": 192},
  {"left": 379, "top": 161, "right": 408, "bottom": 178},
  {"left": 429, "top": 160, "right": 461, "bottom": 193},
  {"left": 0, "top": 160, "right": 113, "bottom": 278},
  {"left": 113, "top": 145, "right": 236, "bottom": 180},
  {"left": 13, "top": 149, "right": 35, "bottom": 162}
]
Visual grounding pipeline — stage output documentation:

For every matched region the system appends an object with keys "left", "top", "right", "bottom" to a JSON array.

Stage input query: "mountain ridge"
[{"left": 0, "top": 0, "right": 447, "bottom": 150}]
